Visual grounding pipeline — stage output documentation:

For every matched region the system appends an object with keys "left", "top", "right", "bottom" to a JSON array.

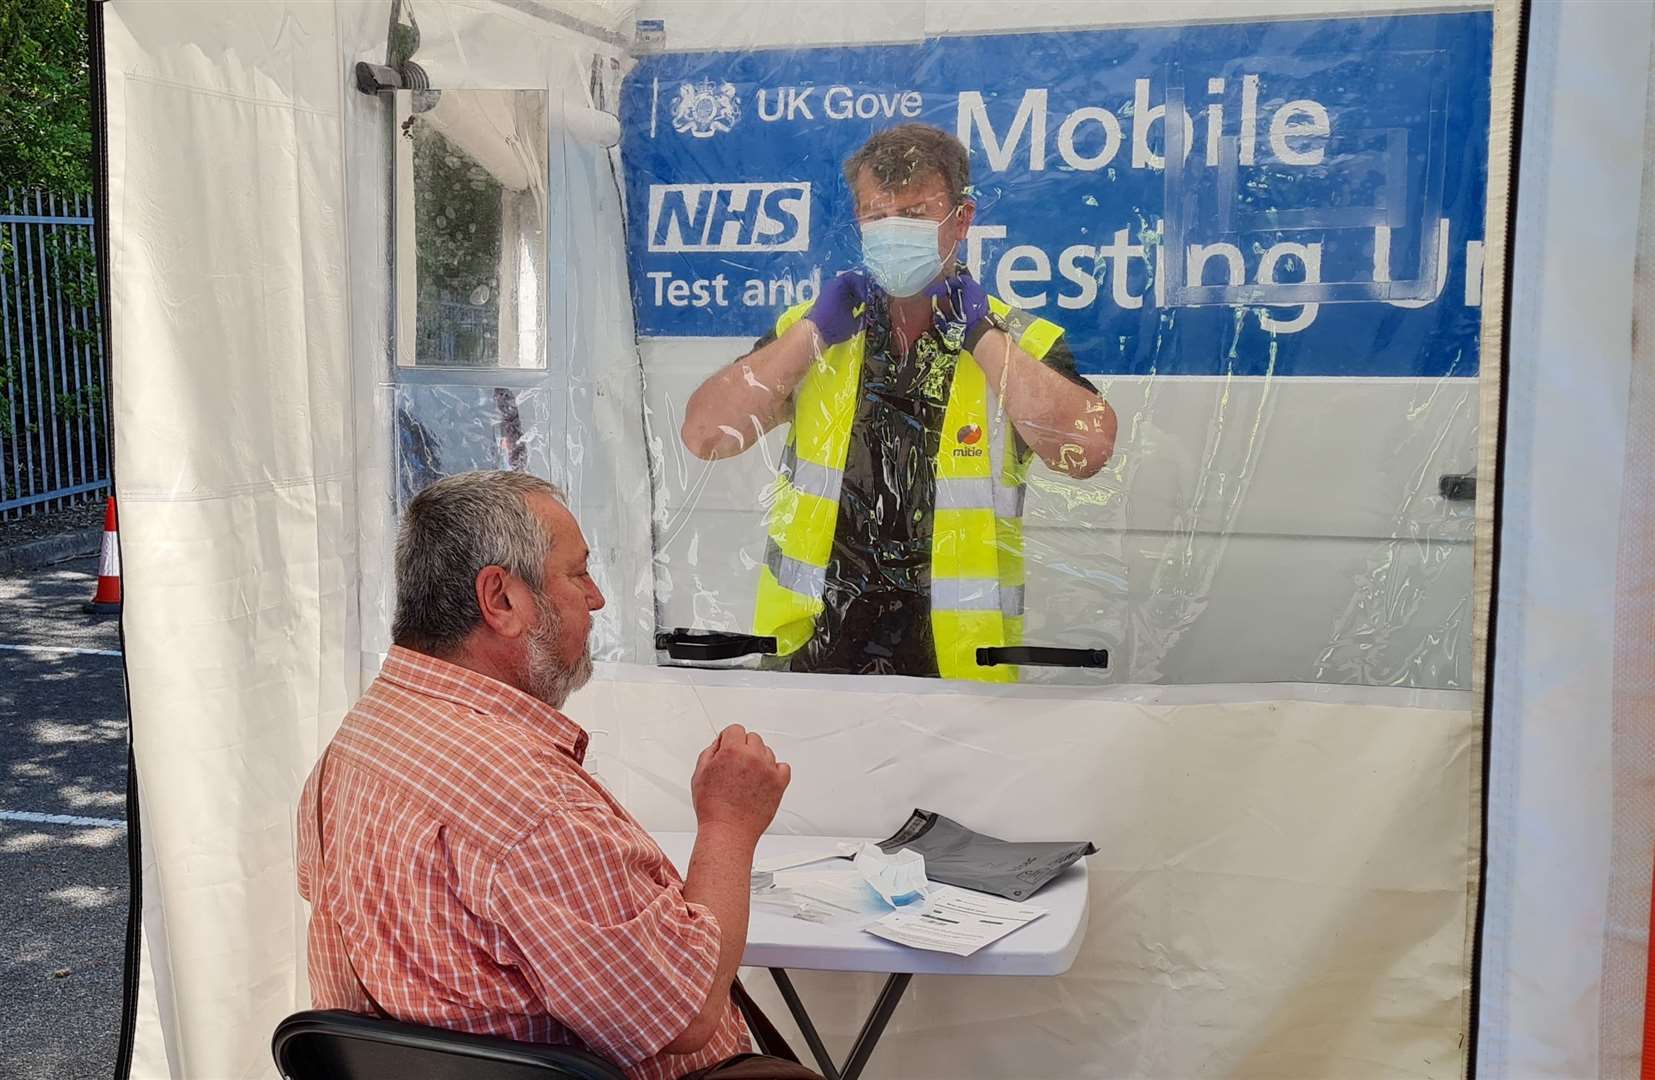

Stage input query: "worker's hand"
[
  {"left": 926, "top": 267, "right": 992, "bottom": 347},
  {"left": 804, "top": 271, "right": 875, "bottom": 347},
  {"left": 691, "top": 724, "right": 791, "bottom": 844}
]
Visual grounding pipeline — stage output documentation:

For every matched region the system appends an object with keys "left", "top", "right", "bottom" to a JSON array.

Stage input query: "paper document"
[
  {"left": 864, "top": 885, "right": 1046, "bottom": 956},
  {"left": 752, "top": 842, "right": 859, "bottom": 875}
]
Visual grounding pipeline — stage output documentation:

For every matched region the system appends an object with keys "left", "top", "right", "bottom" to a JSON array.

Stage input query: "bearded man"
[{"left": 297, "top": 470, "right": 815, "bottom": 1080}]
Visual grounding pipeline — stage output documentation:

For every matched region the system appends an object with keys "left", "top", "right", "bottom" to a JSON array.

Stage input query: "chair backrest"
[{"left": 272, "top": 1010, "right": 628, "bottom": 1080}]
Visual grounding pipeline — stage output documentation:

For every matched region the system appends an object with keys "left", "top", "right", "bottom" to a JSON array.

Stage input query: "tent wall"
[
  {"left": 103, "top": 2, "right": 364, "bottom": 1074},
  {"left": 102, "top": 1, "right": 647, "bottom": 1074},
  {"left": 1475, "top": 2, "right": 1655, "bottom": 1077},
  {"left": 103, "top": 1, "right": 1655, "bottom": 1078},
  {"left": 579, "top": 670, "right": 1478, "bottom": 1078}
]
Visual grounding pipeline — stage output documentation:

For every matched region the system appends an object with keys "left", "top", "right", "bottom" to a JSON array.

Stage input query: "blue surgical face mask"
[{"left": 860, "top": 210, "right": 955, "bottom": 297}]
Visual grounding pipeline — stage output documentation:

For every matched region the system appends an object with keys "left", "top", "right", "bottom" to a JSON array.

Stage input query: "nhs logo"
[{"left": 647, "top": 182, "right": 812, "bottom": 253}]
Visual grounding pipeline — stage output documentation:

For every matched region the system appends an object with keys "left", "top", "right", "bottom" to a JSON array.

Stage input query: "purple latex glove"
[
  {"left": 926, "top": 268, "right": 992, "bottom": 347},
  {"left": 804, "top": 270, "right": 875, "bottom": 346}
]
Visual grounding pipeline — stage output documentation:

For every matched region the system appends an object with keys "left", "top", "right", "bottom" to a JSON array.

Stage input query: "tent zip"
[
  {"left": 1465, "top": 1, "right": 1533, "bottom": 1077},
  {"left": 85, "top": 1, "right": 145, "bottom": 1077}
]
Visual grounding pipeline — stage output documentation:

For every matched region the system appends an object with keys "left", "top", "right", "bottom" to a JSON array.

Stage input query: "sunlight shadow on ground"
[{"left": 45, "top": 885, "right": 120, "bottom": 911}]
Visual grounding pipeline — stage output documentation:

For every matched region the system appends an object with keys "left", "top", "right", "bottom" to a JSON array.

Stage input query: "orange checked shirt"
[{"left": 296, "top": 646, "right": 748, "bottom": 1080}]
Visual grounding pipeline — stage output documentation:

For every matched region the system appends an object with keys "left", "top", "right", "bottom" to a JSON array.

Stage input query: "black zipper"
[
  {"left": 1465, "top": 2, "right": 1532, "bottom": 1077},
  {"left": 85, "top": 2, "right": 142, "bottom": 1077}
]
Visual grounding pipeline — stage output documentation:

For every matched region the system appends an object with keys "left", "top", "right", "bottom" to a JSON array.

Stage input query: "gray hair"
[{"left": 391, "top": 470, "right": 563, "bottom": 654}]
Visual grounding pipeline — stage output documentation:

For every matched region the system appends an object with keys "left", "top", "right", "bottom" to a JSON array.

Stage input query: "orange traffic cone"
[{"left": 84, "top": 497, "right": 121, "bottom": 615}]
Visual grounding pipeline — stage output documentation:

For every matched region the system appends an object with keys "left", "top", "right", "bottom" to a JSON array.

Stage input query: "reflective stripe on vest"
[{"left": 752, "top": 295, "right": 1061, "bottom": 681}]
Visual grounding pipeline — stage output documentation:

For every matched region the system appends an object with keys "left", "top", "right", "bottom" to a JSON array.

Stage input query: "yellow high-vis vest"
[{"left": 753, "top": 295, "right": 1064, "bottom": 682}]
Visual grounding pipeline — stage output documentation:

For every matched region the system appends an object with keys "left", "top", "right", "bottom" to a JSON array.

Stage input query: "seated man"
[{"left": 297, "top": 470, "right": 816, "bottom": 1080}]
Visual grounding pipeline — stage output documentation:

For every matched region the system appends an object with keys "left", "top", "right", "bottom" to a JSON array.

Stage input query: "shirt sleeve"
[
  {"left": 487, "top": 807, "right": 723, "bottom": 1067},
  {"left": 295, "top": 759, "right": 321, "bottom": 901}
]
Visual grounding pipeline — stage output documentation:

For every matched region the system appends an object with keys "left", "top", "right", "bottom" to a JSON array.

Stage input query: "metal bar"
[
  {"left": 839, "top": 973, "right": 913, "bottom": 1080},
  {"left": 0, "top": 477, "right": 109, "bottom": 513},
  {"left": 13, "top": 188, "right": 42, "bottom": 509},
  {"left": 55, "top": 192, "right": 82, "bottom": 501},
  {"left": 72, "top": 196, "right": 94, "bottom": 489},
  {"left": 81, "top": 193, "right": 100, "bottom": 486},
  {"left": 47, "top": 193, "right": 81, "bottom": 491},
  {"left": 87, "top": 197, "right": 110, "bottom": 485},
  {"left": 0, "top": 214, "right": 96, "bottom": 226},
  {"left": 0, "top": 200, "right": 19, "bottom": 519},
  {"left": 66, "top": 195, "right": 91, "bottom": 487},
  {"left": 0, "top": 191, "right": 107, "bottom": 517},
  {"left": 768, "top": 968, "right": 841, "bottom": 1080},
  {"left": 31, "top": 191, "right": 64, "bottom": 510}
]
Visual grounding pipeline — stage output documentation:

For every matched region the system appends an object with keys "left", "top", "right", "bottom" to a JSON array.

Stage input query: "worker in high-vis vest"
[{"left": 681, "top": 123, "right": 1117, "bottom": 682}]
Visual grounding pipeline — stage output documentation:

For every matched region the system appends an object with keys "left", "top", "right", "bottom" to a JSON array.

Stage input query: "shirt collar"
[{"left": 379, "top": 645, "right": 590, "bottom": 764}]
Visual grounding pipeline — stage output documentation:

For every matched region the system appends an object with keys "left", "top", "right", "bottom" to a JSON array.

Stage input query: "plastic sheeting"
[
  {"left": 581, "top": 670, "right": 1479, "bottom": 1079},
  {"left": 96, "top": 1, "right": 1618, "bottom": 1078},
  {"left": 625, "top": 2, "right": 1490, "bottom": 689}
]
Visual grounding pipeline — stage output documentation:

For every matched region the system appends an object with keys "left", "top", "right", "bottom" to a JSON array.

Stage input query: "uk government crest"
[{"left": 671, "top": 79, "right": 740, "bottom": 138}]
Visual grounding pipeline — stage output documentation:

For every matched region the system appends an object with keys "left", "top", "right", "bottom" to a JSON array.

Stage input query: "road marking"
[
  {"left": 0, "top": 809, "right": 126, "bottom": 829},
  {"left": 0, "top": 643, "right": 122, "bottom": 658}
]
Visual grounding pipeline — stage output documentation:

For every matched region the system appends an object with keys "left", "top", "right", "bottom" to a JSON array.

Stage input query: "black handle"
[
  {"left": 656, "top": 630, "right": 777, "bottom": 662},
  {"left": 1439, "top": 473, "right": 1476, "bottom": 501},
  {"left": 355, "top": 61, "right": 402, "bottom": 95},
  {"left": 977, "top": 645, "right": 1110, "bottom": 670}
]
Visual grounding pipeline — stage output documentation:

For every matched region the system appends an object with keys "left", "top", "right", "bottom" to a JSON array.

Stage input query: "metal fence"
[{"left": 0, "top": 189, "right": 110, "bottom": 519}]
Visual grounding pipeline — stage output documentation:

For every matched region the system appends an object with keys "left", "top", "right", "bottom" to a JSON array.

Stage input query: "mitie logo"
[
  {"left": 647, "top": 183, "right": 812, "bottom": 253},
  {"left": 671, "top": 79, "right": 740, "bottom": 138},
  {"left": 953, "top": 423, "right": 985, "bottom": 458}
]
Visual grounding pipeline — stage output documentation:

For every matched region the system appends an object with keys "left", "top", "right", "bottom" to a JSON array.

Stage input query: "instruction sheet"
[{"left": 865, "top": 885, "right": 1047, "bottom": 957}]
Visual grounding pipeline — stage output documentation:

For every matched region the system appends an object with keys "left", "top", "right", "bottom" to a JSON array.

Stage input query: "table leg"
[
  {"left": 766, "top": 968, "right": 914, "bottom": 1080},
  {"left": 838, "top": 973, "right": 911, "bottom": 1080},
  {"left": 769, "top": 968, "right": 840, "bottom": 1080}
]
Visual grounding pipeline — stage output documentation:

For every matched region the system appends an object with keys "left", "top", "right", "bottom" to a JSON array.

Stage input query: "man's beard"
[{"left": 524, "top": 593, "right": 593, "bottom": 709}]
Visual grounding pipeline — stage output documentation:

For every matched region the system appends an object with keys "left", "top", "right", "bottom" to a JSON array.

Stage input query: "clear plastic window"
[
  {"left": 620, "top": 11, "right": 1490, "bottom": 689},
  {"left": 393, "top": 89, "right": 548, "bottom": 369}
]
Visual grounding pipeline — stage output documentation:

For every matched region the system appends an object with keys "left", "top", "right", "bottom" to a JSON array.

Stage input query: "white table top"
[{"left": 653, "top": 832, "right": 1090, "bottom": 977}]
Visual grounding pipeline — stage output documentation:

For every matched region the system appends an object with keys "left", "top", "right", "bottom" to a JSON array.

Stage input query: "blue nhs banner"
[{"left": 619, "top": 11, "right": 1492, "bottom": 377}]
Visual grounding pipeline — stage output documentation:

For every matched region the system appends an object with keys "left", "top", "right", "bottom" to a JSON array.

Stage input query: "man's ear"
[
  {"left": 951, "top": 201, "right": 975, "bottom": 252},
  {"left": 474, "top": 565, "right": 532, "bottom": 639}
]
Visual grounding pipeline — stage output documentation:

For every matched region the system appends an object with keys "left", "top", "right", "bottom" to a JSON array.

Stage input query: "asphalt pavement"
[{"left": 0, "top": 555, "right": 130, "bottom": 1080}]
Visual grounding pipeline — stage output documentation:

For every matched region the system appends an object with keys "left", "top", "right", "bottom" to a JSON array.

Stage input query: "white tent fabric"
[
  {"left": 94, "top": 0, "right": 1654, "bottom": 1077},
  {"left": 1475, "top": 2, "right": 1655, "bottom": 1077}
]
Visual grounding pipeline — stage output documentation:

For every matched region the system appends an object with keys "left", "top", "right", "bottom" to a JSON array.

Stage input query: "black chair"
[{"left": 273, "top": 1010, "right": 628, "bottom": 1080}]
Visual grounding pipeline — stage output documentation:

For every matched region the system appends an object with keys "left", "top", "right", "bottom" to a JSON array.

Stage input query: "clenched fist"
[{"left": 691, "top": 724, "right": 791, "bottom": 843}]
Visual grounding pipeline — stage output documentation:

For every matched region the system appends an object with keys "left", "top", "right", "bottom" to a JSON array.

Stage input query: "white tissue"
[{"left": 854, "top": 842, "right": 929, "bottom": 906}]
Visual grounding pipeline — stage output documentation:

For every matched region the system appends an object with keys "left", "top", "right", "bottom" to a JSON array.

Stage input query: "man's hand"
[
  {"left": 804, "top": 271, "right": 876, "bottom": 347},
  {"left": 691, "top": 724, "right": 791, "bottom": 842},
  {"left": 671, "top": 725, "right": 791, "bottom": 1055},
  {"left": 926, "top": 267, "right": 992, "bottom": 348}
]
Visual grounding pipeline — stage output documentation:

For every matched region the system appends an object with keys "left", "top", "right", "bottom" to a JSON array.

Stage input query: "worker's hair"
[
  {"left": 391, "top": 469, "right": 563, "bottom": 655},
  {"left": 843, "top": 123, "right": 972, "bottom": 207}
]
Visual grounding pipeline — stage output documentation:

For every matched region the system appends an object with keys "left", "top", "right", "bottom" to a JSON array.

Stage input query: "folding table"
[{"left": 653, "top": 832, "right": 1090, "bottom": 1080}]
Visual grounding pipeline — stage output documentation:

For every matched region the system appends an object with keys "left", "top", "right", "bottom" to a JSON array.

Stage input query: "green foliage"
[
  {"left": 411, "top": 121, "right": 504, "bottom": 365},
  {"left": 0, "top": 361, "right": 16, "bottom": 438},
  {"left": 0, "top": 0, "right": 92, "bottom": 197},
  {"left": 54, "top": 382, "right": 101, "bottom": 421}
]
